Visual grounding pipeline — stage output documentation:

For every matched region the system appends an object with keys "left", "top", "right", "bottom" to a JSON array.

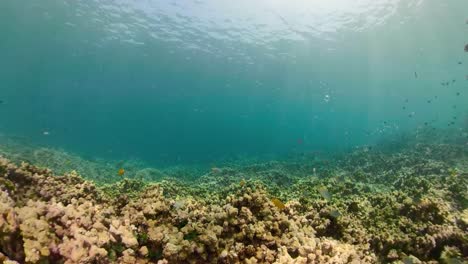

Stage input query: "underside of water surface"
[{"left": 0, "top": 0, "right": 467, "bottom": 263}]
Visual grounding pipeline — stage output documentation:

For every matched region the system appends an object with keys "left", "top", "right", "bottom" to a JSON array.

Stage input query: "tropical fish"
[
  {"left": 173, "top": 200, "right": 185, "bottom": 210},
  {"left": 329, "top": 209, "right": 341, "bottom": 218},
  {"left": 271, "top": 198, "right": 285, "bottom": 210},
  {"left": 211, "top": 167, "right": 222, "bottom": 173},
  {"left": 318, "top": 187, "right": 332, "bottom": 201},
  {"left": 239, "top": 179, "right": 246, "bottom": 187},
  {"left": 118, "top": 168, "right": 125, "bottom": 176}
]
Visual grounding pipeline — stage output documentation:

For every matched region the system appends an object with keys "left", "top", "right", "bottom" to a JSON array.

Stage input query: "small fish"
[
  {"left": 329, "top": 209, "right": 341, "bottom": 218},
  {"left": 173, "top": 200, "right": 185, "bottom": 210},
  {"left": 427, "top": 100, "right": 431, "bottom": 103},
  {"left": 43, "top": 131, "right": 50, "bottom": 136},
  {"left": 211, "top": 167, "right": 222, "bottom": 173},
  {"left": 465, "top": 44, "right": 468, "bottom": 52},
  {"left": 118, "top": 168, "right": 125, "bottom": 176},
  {"left": 271, "top": 198, "right": 285, "bottom": 210},
  {"left": 0, "top": 100, "right": 4, "bottom": 104},
  {"left": 458, "top": 61, "right": 462, "bottom": 65},
  {"left": 318, "top": 187, "right": 331, "bottom": 201},
  {"left": 414, "top": 72, "right": 418, "bottom": 78},
  {"left": 239, "top": 179, "right": 246, "bottom": 187},
  {"left": 456, "top": 92, "right": 460, "bottom": 96}
]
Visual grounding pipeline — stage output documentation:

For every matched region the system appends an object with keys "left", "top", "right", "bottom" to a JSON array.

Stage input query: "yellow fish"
[
  {"left": 239, "top": 179, "right": 246, "bottom": 187},
  {"left": 271, "top": 198, "right": 285, "bottom": 210},
  {"left": 118, "top": 168, "right": 125, "bottom": 176}
]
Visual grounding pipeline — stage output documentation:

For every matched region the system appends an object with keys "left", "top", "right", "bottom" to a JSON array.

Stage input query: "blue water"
[{"left": 0, "top": 0, "right": 467, "bottom": 166}]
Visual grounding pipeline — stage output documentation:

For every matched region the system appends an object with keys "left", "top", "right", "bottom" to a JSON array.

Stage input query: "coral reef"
[{"left": 0, "top": 140, "right": 467, "bottom": 263}]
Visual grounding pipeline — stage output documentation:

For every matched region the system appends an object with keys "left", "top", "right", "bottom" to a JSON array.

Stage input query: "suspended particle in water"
[
  {"left": 402, "top": 106, "right": 406, "bottom": 110},
  {"left": 453, "top": 105, "right": 457, "bottom": 109},
  {"left": 458, "top": 61, "right": 463, "bottom": 65},
  {"left": 324, "top": 94, "right": 330, "bottom": 103},
  {"left": 451, "top": 121, "right": 455, "bottom": 125},
  {"left": 424, "top": 122, "right": 428, "bottom": 126},
  {"left": 427, "top": 100, "right": 431, "bottom": 103},
  {"left": 456, "top": 92, "right": 460, "bottom": 96},
  {"left": 465, "top": 44, "right": 468, "bottom": 52},
  {"left": 452, "top": 79, "right": 456, "bottom": 83},
  {"left": 434, "top": 95, "right": 438, "bottom": 99}
]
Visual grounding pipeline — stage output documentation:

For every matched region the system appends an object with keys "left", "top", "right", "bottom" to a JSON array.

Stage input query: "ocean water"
[{"left": 0, "top": 0, "right": 467, "bottom": 166}]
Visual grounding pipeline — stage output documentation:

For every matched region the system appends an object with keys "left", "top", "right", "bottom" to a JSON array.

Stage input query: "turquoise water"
[{"left": 0, "top": 0, "right": 467, "bottom": 166}]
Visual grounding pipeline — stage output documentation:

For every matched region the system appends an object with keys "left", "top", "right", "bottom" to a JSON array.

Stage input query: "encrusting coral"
[{"left": 0, "top": 139, "right": 467, "bottom": 263}]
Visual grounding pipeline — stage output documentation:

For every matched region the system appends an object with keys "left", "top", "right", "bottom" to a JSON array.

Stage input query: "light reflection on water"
[{"left": 61, "top": 0, "right": 420, "bottom": 56}]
